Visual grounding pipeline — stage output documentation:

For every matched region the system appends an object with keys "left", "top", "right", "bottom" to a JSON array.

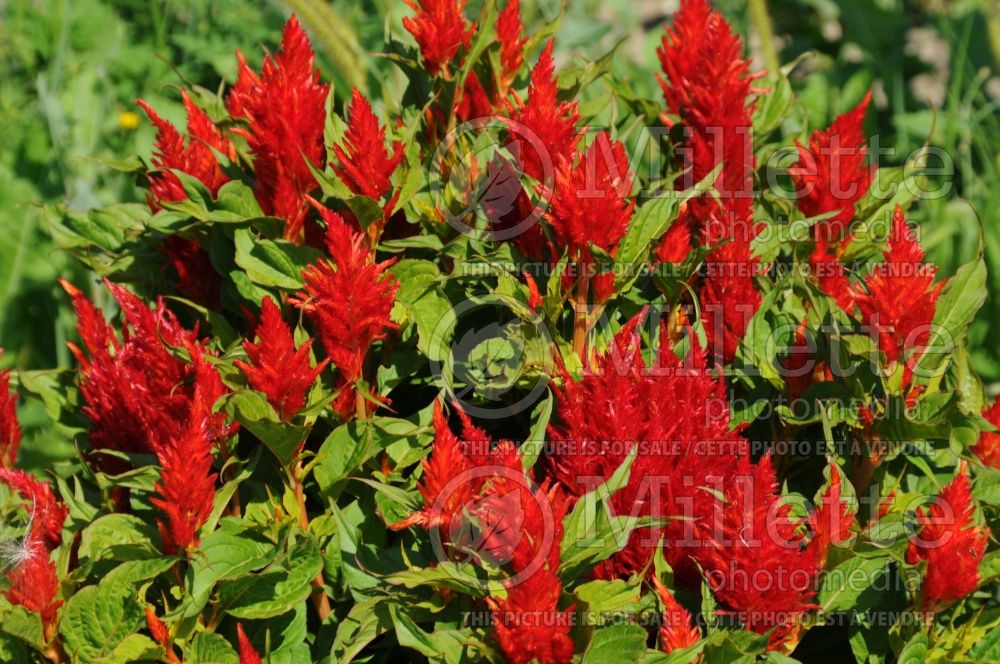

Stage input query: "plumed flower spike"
[
  {"left": 235, "top": 297, "right": 328, "bottom": 420},
  {"left": 0, "top": 353, "right": 20, "bottom": 468},
  {"left": 791, "top": 91, "right": 873, "bottom": 244},
  {"left": 237, "top": 624, "right": 263, "bottom": 664},
  {"left": 331, "top": 88, "right": 404, "bottom": 204},
  {"left": 488, "top": 569, "right": 575, "bottom": 664},
  {"left": 3, "top": 540, "right": 62, "bottom": 630},
  {"left": 291, "top": 205, "right": 399, "bottom": 385},
  {"left": 906, "top": 463, "right": 988, "bottom": 611},
  {"left": 973, "top": 395, "right": 1000, "bottom": 469},
  {"left": 547, "top": 131, "right": 634, "bottom": 263},
  {"left": 403, "top": 0, "right": 475, "bottom": 77},
  {"left": 653, "top": 576, "right": 701, "bottom": 654},
  {"left": 136, "top": 90, "right": 234, "bottom": 209},
  {"left": 497, "top": 0, "right": 527, "bottom": 89},
  {"left": 808, "top": 463, "right": 856, "bottom": 567},
  {"left": 0, "top": 469, "right": 68, "bottom": 552},
  {"left": 509, "top": 39, "right": 581, "bottom": 184},
  {"left": 227, "top": 15, "right": 329, "bottom": 244}
]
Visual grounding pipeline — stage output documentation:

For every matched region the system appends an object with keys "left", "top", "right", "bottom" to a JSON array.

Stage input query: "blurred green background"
[{"left": 1, "top": 0, "right": 998, "bottom": 458}]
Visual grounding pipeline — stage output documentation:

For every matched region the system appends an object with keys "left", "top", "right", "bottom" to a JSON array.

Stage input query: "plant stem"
[
  {"left": 289, "top": 462, "right": 332, "bottom": 622},
  {"left": 571, "top": 264, "right": 591, "bottom": 363},
  {"left": 747, "top": 0, "right": 780, "bottom": 75},
  {"left": 355, "top": 386, "right": 368, "bottom": 420}
]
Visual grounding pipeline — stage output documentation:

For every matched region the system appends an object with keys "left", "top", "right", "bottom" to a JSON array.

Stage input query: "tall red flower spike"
[
  {"left": 160, "top": 236, "right": 221, "bottom": 309},
  {"left": 3, "top": 540, "right": 62, "bottom": 629},
  {"left": 0, "top": 469, "right": 67, "bottom": 552},
  {"left": 809, "top": 236, "right": 854, "bottom": 312},
  {"left": 237, "top": 624, "right": 263, "bottom": 664},
  {"left": 973, "top": 395, "right": 1000, "bottom": 469},
  {"left": 136, "top": 90, "right": 234, "bottom": 209},
  {"left": 808, "top": 463, "right": 856, "bottom": 567},
  {"left": 62, "top": 280, "right": 232, "bottom": 471},
  {"left": 853, "top": 206, "right": 944, "bottom": 366},
  {"left": 403, "top": 0, "right": 475, "bottom": 77},
  {"left": 236, "top": 297, "right": 328, "bottom": 420},
  {"left": 497, "top": 0, "right": 527, "bottom": 90},
  {"left": 790, "top": 92, "right": 873, "bottom": 245},
  {"left": 699, "top": 453, "right": 822, "bottom": 649},
  {"left": 0, "top": 353, "right": 20, "bottom": 468},
  {"left": 653, "top": 576, "right": 701, "bottom": 654},
  {"left": 291, "top": 206, "right": 399, "bottom": 385},
  {"left": 150, "top": 348, "right": 223, "bottom": 553},
  {"left": 509, "top": 40, "right": 581, "bottom": 184},
  {"left": 906, "top": 463, "right": 988, "bottom": 611},
  {"left": 227, "top": 16, "right": 329, "bottom": 243},
  {"left": 488, "top": 567, "right": 574, "bottom": 664},
  {"left": 700, "top": 236, "right": 762, "bottom": 364},
  {"left": 331, "top": 88, "right": 404, "bottom": 207},
  {"left": 547, "top": 311, "right": 747, "bottom": 583}
]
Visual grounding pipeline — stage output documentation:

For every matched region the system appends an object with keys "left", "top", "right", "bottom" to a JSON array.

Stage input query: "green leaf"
[
  {"left": 60, "top": 584, "right": 145, "bottom": 661},
  {"left": 230, "top": 390, "right": 309, "bottom": 467},
  {"left": 915, "top": 257, "right": 987, "bottom": 382},
  {"left": 331, "top": 596, "right": 393, "bottom": 664},
  {"left": 186, "top": 632, "right": 239, "bottom": 664},
  {"left": 521, "top": 391, "right": 552, "bottom": 471},
  {"left": 819, "top": 555, "right": 890, "bottom": 612},
  {"left": 217, "top": 536, "right": 323, "bottom": 620},
  {"left": 897, "top": 632, "right": 927, "bottom": 664},
  {"left": 574, "top": 577, "right": 642, "bottom": 616},
  {"left": 78, "top": 513, "right": 160, "bottom": 563},
  {"left": 582, "top": 623, "right": 648, "bottom": 664},
  {"left": 233, "top": 228, "right": 322, "bottom": 289}
]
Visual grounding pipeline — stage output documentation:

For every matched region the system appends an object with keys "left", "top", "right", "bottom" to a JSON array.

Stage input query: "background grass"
[{"left": 1, "top": 0, "right": 997, "bottom": 461}]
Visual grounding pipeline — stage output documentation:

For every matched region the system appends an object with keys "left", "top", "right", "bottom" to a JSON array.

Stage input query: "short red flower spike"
[
  {"left": 653, "top": 576, "right": 701, "bottom": 654},
  {"left": 3, "top": 540, "right": 62, "bottom": 628},
  {"left": 145, "top": 607, "right": 171, "bottom": 650},
  {"left": 808, "top": 464, "right": 856, "bottom": 567},
  {"left": 136, "top": 90, "right": 234, "bottom": 209},
  {"left": 906, "top": 464, "right": 988, "bottom": 611},
  {"left": 973, "top": 395, "right": 1000, "bottom": 469},
  {"left": 509, "top": 40, "right": 581, "bottom": 184},
  {"left": 403, "top": 0, "right": 475, "bottom": 77},
  {"left": 150, "top": 349, "right": 223, "bottom": 553},
  {"left": 291, "top": 206, "right": 399, "bottom": 385},
  {"left": 0, "top": 353, "right": 21, "bottom": 468},
  {"left": 700, "top": 236, "right": 762, "bottom": 364},
  {"left": 497, "top": 0, "right": 527, "bottom": 90},
  {"left": 547, "top": 131, "right": 634, "bottom": 265},
  {"left": 809, "top": 236, "right": 854, "bottom": 312},
  {"left": 481, "top": 156, "right": 550, "bottom": 260},
  {"left": 160, "top": 236, "right": 221, "bottom": 309},
  {"left": 853, "top": 206, "right": 944, "bottom": 366},
  {"left": 331, "top": 88, "right": 404, "bottom": 206},
  {"left": 227, "top": 16, "right": 329, "bottom": 243},
  {"left": 488, "top": 568, "right": 575, "bottom": 664},
  {"left": 0, "top": 469, "right": 68, "bottom": 552},
  {"left": 790, "top": 92, "right": 873, "bottom": 244},
  {"left": 237, "top": 624, "right": 263, "bottom": 664},
  {"left": 236, "top": 297, "right": 328, "bottom": 420}
]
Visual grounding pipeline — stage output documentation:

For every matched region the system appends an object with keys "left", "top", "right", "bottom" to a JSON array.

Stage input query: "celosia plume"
[
  {"left": 227, "top": 16, "right": 329, "bottom": 243},
  {"left": 808, "top": 464, "right": 856, "bottom": 567},
  {"left": 973, "top": 395, "right": 1000, "bottom": 469},
  {"left": 331, "top": 88, "right": 404, "bottom": 207},
  {"left": 497, "top": 0, "right": 527, "bottom": 90},
  {"left": 0, "top": 354, "right": 20, "bottom": 468},
  {"left": 0, "top": 469, "right": 67, "bottom": 552},
  {"left": 906, "top": 463, "right": 988, "bottom": 611},
  {"left": 403, "top": 0, "right": 475, "bottom": 77},
  {"left": 235, "top": 297, "right": 328, "bottom": 420},
  {"left": 237, "top": 624, "right": 263, "bottom": 664},
  {"left": 652, "top": 576, "right": 701, "bottom": 654},
  {"left": 160, "top": 236, "right": 221, "bottom": 309}
]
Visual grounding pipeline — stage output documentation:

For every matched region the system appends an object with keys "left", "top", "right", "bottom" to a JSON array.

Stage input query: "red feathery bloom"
[
  {"left": 136, "top": 90, "right": 234, "bottom": 208},
  {"left": 62, "top": 280, "right": 233, "bottom": 469},
  {"left": 547, "top": 132, "right": 634, "bottom": 264},
  {"left": 403, "top": 0, "right": 475, "bottom": 77},
  {"left": 808, "top": 464, "right": 856, "bottom": 567},
  {"left": 497, "top": 0, "right": 527, "bottom": 90},
  {"left": 973, "top": 395, "right": 1000, "bottom": 469},
  {"left": 700, "top": 237, "right": 762, "bottom": 364},
  {"left": 781, "top": 321, "right": 834, "bottom": 401},
  {"left": 481, "top": 157, "right": 550, "bottom": 260},
  {"left": 235, "top": 297, "right": 328, "bottom": 420},
  {"left": 3, "top": 540, "right": 61, "bottom": 628},
  {"left": 790, "top": 92, "right": 873, "bottom": 244},
  {"left": 145, "top": 607, "right": 171, "bottom": 650},
  {"left": 654, "top": 218, "right": 692, "bottom": 264},
  {"left": 160, "top": 236, "right": 221, "bottom": 309},
  {"left": 332, "top": 88, "right": 404, "bottom": 206},
  {"left": 906, "top": 463, "right": 988, "bottom": 611},
  {"left": 291, "top": 206, "right": 399, "bottom": 384},
  {"left": 0, "top": 469, "right": 67, "bottom": 552},
  {"left": 509, "top": 40, "right": 581, "bottom": 184},
  {"left": 488, "top": 569, "right": 575, "bottom": 664},
  {"left": 524, "top": 272, "right": 544, "bottom": 310},
  {"left": 810, "top": 237, "right": 854, "bottom": 312},
  {"left": 237, "top": 624, "right": 263, "bottom": 664},
  {"left": 0, "top": 354, "right": 20, "bottom": 468},
  {"left": 699, "top": 453, "right": 821, "bottom": 648},
  {"left": 547, "top": 312, "right": 746, "bottom": 582},
  {"left": 150, "top": 349, "right": 222, "bottom": 553},
  {"left": 653, "top": 576, "right": 701, "bottom": 654},
  {"left": 227, "top": 16, "right": 329, "bottom": 243},
  {"left": 854, "top": 206, "right": 944, "bottom": 366}
]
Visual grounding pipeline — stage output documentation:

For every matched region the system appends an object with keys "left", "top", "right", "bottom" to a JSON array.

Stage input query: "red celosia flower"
[
  {"left": 973, "top": 395, "right": 1000, "bottom": 469},
  {"left": 699, "top": 453, "right": 821, "bottom": 648},
  {"left": 3, "top": 540, "right": 61, "bottom": 628},
  {"left": 0, "top": 353, "right": 20, "bottom": 468},
  {"left": 62, "top": 279, "right": 233, "bottom": 470},
  {"left": 906, "top": 463, "right": 988, "bottom": 611},
  {"left": 150, "top": 348, "right": 222, "bottom": 552},
  {"left": 700, "top": 236, "right": 762, "bottom": 364},
  {"left": 145, "top": 607, "right": 171, "bottom": 649},
  {"left": 497, "top": 0, "right": 527, "bottom": 90},
  {"left": 547, "top": 311, "right": 747, "bottom": 582},
  {"left": 403, "top": 0, "right": 475, "bottom": 77},
  {"left": 136, "top": 90, "right": 234, "bottom": 209},
  {"left": 235, "top": 297, "right": 328, "bottom": 420},
  {"left": 853, "top": 206, "right": 944, "bottom": 366},
  {"left": 456, "top": 72, "right": 496, "bottom": 122},
  {"left": 227, "top": 16, "right": 329, "bottom": 243},
  {"left": 481, "top": 156, "right": 550, "bottom": 260},
  {"left": 0, "top": 469, "right": 67, "bottom": 552},
  {"left": 790, "top": 92, "right": 873, "bottom": 245},
  {"left": 808, "top": 464, "right": 856, "bottom": 567},
  {"left": 488, "top": 569, "right": 574, "bottom": 664},
  {"left": 523, "top": 272, "right": 544, "bottom": 310},
  {"left": 331, "top": 88, "right": 404, "bottom": 207},
  {"left": 237, "top": 624, "right": 263, "bottom": 664},
  {"left": 160, "top": 236, "right": 221, "bottom": 309},
  {"left": 653, "top": 576, "right": 701, "bottom": 654},
  {"left": 291, "top": 206, "right": 399, "bottom": 385},
  {"left": 509, "top": 40, "right": 581, "bottom": 184},
  {"left": 655, "top": 218, "right": 692, "bottom": 264},
  {"left": 546, "top": 131, "right": 634, "bottom": 265},
  {"left": 810, "top": 237, "right": 854, "bottom": 312}
]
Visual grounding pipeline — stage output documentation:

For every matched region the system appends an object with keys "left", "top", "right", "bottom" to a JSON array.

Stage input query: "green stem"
[{"left": 747, "top": 0, "right": 780, "bottom": 75}]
